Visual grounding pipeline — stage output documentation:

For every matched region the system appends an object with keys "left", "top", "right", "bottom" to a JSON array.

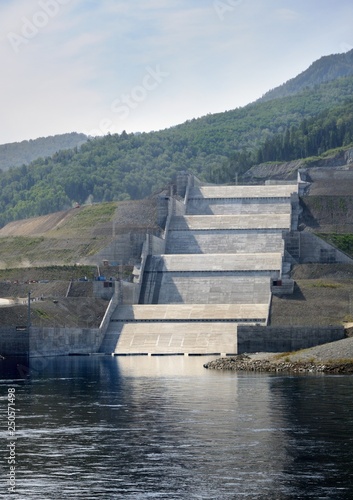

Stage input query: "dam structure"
[{"left": 100, "top": 176, "right": 298, "bottom": 355}]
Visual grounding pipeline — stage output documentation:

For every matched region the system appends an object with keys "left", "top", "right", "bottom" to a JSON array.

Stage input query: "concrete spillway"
[
  {"left": 100, "top": 179, "right": 297, "bottom": 355},
  {"left": 99, "top": 304, "right": 269, "bottom": 355},
  {"left": 168, "top": 214, "right": 291, "bottom": 231},
  {"left": 148, "top": 253, "right": 283, "bottom": 272}
]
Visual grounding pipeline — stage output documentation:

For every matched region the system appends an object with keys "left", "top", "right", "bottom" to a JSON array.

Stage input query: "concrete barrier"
[
  {"left": 0, "top": 325, "right": 105, "bottom": 358},
  {"left": 0, "top": 327, "right": 29, "bottom": 357},
  {"left": 237, "top": 325, "right": 345, "bottom": 354},
  {"left": 30, "top": 327, "right": 103, "bottom": 357}
]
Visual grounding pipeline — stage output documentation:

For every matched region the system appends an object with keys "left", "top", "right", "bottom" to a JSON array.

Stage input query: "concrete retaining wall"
[
  {"left": 175, "top": 198, "right": 187, "bottom": 216},
  {"left": 237, "top": 325, "right": 345, "bottom": 354},
  {"left": 0, "top": 327, "right": 29, "bottom": 357},
  {"left": 0, "top": 326, "right": 104, "bottom": 358},
  {"left": 176, "top": 171, "right": 189, "bottom": 197},
  {"left": 29, "top": 327, "right": 103, "bottom": 357},
  {"left": 162, "top": 197, "right": 186, "bottom": 245},
  {"left": 157, "top": 195, "right": 169, "bottom": 227},
  {"left": 93, "top": 280, "right": 116, "bottom": 300},
  {"left": 150, "top": 235, "right": 165, "bottom": 255},
  {"left": 183, "top": 174, "right": 193, "bottom": 208},
  {"left": 121, "top": 282, "right": 140, "bottom": 304},
  {"left": 99, "top": 291, "right": 120, "bottom": 333},
  {"left": 166, "top": 231, "right": 285, "bottom": 254},
  {"left": 299, "top": 232, "right": 353, "bottom": 264},
  {"left": 87, "top": 230, "right": 150, "bottom": 266},
  {"left": 141, "top": 273, "right": 272, "bottom": 304},
  {"left": 187, "top": 198, "right": 292, "bottom": 216}
]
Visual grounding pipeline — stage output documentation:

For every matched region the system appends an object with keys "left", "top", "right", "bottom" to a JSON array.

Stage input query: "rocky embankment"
[
  {"left": 242, "top": 146, "right": 353, "bottom": 184},
  {"left": 204, "top": 345, "right": 353, "bottom": 375}
]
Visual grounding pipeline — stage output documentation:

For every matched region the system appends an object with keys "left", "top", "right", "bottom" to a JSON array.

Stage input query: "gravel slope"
[{"left": 281, "top": 336, "right": 353, "bottom": 362}]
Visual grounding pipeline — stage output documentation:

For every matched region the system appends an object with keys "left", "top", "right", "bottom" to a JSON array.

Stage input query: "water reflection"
[
  {"left": 269, "top": 376, "right": 353, "bottom": 498},
  {"left": 0, "top": 356, "right": 353, "bottom": 499}
]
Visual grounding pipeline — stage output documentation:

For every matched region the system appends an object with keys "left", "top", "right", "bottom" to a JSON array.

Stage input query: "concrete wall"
[
  {"left": 183, "top": 173, "right": 193, "bottom": 208},
  {"left": 162, "top": 196, "right": 186, "bottom": 245},
  {"left": 0, "top": 325, "right": 105, "bottom": 358},
  {"left": 237, "top": 325, "right": 344, "bottom": 354},
  {"left": 140, "top": 270, "right": 272, "bottom": 304},
  {"left": 2, "top": 324, "right": 344, "bottom": 358},
  {"left": 271, "top": 279, "right": 295, "bottom": 295},
  {"left": 121, "top": 282, "right": 140, "bottom": 304},
  {"left": 290, "top": 193, "right": 300, "bottom": 230},
  {"left": 93, "top": 280, "right": 116, "bottom": 300},
  {"left": 150, "top": 235, "right": 166, "bottom": 255},
  {"left": 175, "top": 198, "right": 187, "bottom": 216},
  {"left": 87, "top": 230, "right": 150, "bottom": 266},
  {"left": 29, "top": 327, "right": 103, "bottom": 357},
  {"left": 0, "top": 327, "right": 29, "bottom": 357},
  {"left": 187, "top": 198, "right": 292, "bottom": 216},
  {"left": 99, "top": 291, "right": 120, "bottom": 333},
  {"left": 157, "top": 193, "right": 187, "bottom": 227},
  {"left": 176, "top": 171, "right": 189, "bottom": 197},
  {"left": 157, "top": 195, "right": 169, "bottom": 227},
  {"left": 298, "top": 232, "right": 353, "bottom": 264},
  {"left": 166, "top": 231, "right": 285, "bottom": 254}
]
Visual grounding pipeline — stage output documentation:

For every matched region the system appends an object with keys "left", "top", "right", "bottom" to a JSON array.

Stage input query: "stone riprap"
[{"left": 203, "top": 354, "right": 353, "bottom": 374}]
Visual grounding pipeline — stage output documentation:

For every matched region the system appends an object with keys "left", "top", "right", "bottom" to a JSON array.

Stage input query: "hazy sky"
[{"left": 1, "top": 0, "right": 353, "bottom": 144}]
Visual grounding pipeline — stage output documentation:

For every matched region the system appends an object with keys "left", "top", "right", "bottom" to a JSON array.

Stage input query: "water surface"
[{"left": 1, "top": 355, "right": 353, "bottom": 499}]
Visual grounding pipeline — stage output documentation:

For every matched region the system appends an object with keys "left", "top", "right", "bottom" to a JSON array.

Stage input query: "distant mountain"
[
  {"left": 259, "top": 49, "right": 353, "bottom": 102},
  {"left": 0, "top": 132, "right": 88, "bottom": 171},
  {"left": 1, "top": 52, "right": 353, "bottom": 227}
]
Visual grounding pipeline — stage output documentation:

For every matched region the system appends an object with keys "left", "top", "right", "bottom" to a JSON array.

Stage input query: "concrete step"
[
  {"left": 163, "top": 276, "right": 270, "bottom": 304},
  {"left": 186, "top": 199, "right": 292, "bottom": 215},
  {"left": 168, "top": 214, "right": 291, "bottom": 231},
  {"left": 157, "top": 253, "right": 283, "bottom": 272},
  {"left": 111, "top": 303, "right": 269, "bottom": 321},
  {"left": 165, "top": 231, "right": 285, "bottom": 254},
  {"left": 140, "top": 274, "right": 272, "bottom": 304},
  {"left": 109, "top": 322, "right": 239, "bottom": 355},
  {"left": 188, "top": 184, "right": 297, "bottom": 199}
]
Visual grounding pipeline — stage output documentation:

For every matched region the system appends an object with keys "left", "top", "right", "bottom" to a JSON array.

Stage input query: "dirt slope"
[
  {"left": 0, "top": 209, "right": 77, "bottom": 237},
  {"left": 0, "top": 199, "right": 160, "bottom": 268},
  {"left": 270, "top": 264, "right": 353, "bottom": 327}
]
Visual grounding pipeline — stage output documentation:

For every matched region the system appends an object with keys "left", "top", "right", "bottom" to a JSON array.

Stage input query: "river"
[{"left": 1, "top": 355, "right": 353, "bottom": 499}]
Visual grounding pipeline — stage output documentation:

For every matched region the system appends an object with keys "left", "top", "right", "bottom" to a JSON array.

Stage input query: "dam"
[{"left": 99, "top": 177, "right": 298, "bottom": 355}]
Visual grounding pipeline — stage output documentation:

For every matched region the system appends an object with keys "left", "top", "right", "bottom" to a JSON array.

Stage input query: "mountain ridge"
[
  {"left": 0, "top": 132, "right": 88, "bottom": 171},
  {"left": 1, "top": 50, "right": 353, "bottom": 226},
  {"left": 259, "top": 49, "right": 353, "bottom": 102}
]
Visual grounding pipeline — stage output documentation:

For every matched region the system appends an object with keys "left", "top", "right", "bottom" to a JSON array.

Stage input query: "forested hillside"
[
  {"left": 0, "top": 132, "right": 88, "bottom": 171},
  {"left": 255, "top": 99, "right": 353, "bottom": 164},
  {"left": 1, "top": 63, "right": 353, "bottom": 228},
  {"left": 260, "top": 49, "right": 353, "bottom": 102}
]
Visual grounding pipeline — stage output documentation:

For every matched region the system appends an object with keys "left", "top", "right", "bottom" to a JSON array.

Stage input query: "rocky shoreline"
[{"left": 203, "top": 353, "right": 353, "bottom": 374}]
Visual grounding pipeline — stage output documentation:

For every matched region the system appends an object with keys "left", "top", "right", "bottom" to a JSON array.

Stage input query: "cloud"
[
  {"left": 1, "top": 0, "right": 353, "bottom": 143},
  {"left": 274, "top": 8, "right": 301, "bottom": 22}
]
